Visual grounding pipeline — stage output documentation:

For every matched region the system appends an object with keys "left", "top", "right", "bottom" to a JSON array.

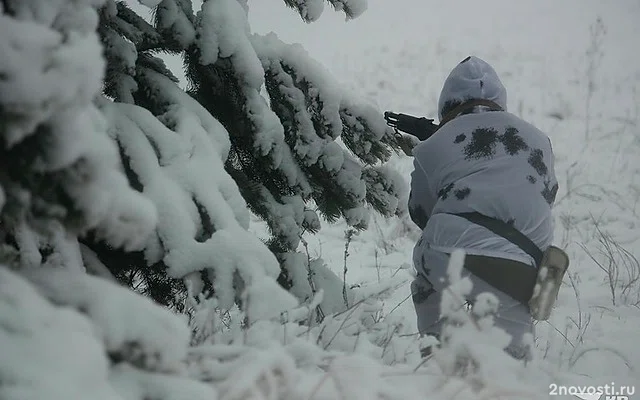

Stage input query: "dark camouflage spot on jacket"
[
  {"left": 454, "top": 187, "right": 471, "bottom": 200},
  {"left": 438, "top": 182, "right": 455, "bottom": 200},
  {"left": 527, "top": 175, "right": 537, "bottom": 184},
  {"left": 500, "top": 127, "right": 529, "bottom": 155},
  {"left": 528, "top": 149, "right": 548, "bottom": 176},
  {"left": 454, "top": 134, "right": 466, "bottom": 144},
  {"left": 464, "top": 127, "right": 499, "bottom": 160}
]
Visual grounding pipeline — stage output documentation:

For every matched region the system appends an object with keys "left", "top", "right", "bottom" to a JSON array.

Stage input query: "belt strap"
[
  {"left": 461, "top": 254, "right": 537, "bottom": 306},
  {"left": 452, "top": 212, "right": 544, "bottom": 266}
]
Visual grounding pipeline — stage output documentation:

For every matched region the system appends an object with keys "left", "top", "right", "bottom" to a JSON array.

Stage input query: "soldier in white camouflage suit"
[{"left": 409, "top": 56, "right": 559, "bottom": 360}]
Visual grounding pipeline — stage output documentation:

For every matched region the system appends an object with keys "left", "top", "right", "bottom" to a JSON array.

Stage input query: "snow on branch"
[
  {"left": 0, "top": 0, "right": 157, "bottom": 252},
  {"left": 253, "top": 33, "right": 343, "bottom": 141},
  {"left": 254, "top": 34, "right": 369, "bottom": 226},
  {"left": 101, "top": 67, "right": 297, "bottom": 312},
  {"left": 281, "top": 0, "right": 325, "bottom": 22},
  {"left": 339, "top": 94, "right": 399, "bottom": 165},
  {"left": 259, "top": 53, "right": 368, "bottom": 226},
  {"left": 252, "top": 29, "right": 399, "bottom": 168},
  {"left": 185, "top": 1, "right": 401, "bottom": 233},
  {"left": 189, "top": 0, "right": 313, "bottom": 198},
  {"left": 108, "top": 2, "right": 163, "bottom": 48},
  {"left": 362, "top": 165, "right": 408, "bottom": 217},
  {"left": 326, "top": 0, "right": 367, "bottom": 19},
  {"left": 100, "top": 20, "right": 139, "bottom": 103},
  {"left": 154, "top": 0, "right": 196, "bottom": 51},
  {"left": 196, "top": 0, "right": 263, "bottom": 86},
  {"left": 254, "top": 32, "right": 404, "bottom": 225},
  {"left": 281, "top": 0, "right": 367, "bottom": 22},
  {"left": 99, "top": 0, "right": 403, "bottom": 309}
]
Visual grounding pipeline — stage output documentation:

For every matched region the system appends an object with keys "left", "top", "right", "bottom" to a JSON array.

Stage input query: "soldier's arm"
[{"left": 408, "top": 150, "right": 437, "bottom": 230}]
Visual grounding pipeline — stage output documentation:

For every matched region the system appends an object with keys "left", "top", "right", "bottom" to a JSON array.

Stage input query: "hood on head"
[{"left": 437, "top": 56, "right": 507, "bottom": 120}]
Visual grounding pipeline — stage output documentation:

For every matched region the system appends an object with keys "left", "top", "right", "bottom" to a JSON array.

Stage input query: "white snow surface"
[
  {"left": 1, "top": 266, "right": 221, "bottom": 400},
  {"left": 22, "top": 266, "right": 191, "bottom": 372},
  {"left": 0, "top": 267, "right": 119, "bottom": 400},
  {"left": 109, "top": 363, "right": 217, "bottom": 400}
]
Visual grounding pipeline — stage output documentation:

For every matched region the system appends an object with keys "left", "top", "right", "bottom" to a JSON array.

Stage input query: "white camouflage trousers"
[{"left": 411, "top": 248, "right": 534, "bottom": 360}]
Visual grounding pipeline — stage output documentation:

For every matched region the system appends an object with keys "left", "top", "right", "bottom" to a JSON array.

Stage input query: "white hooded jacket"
[{"left": 409, "top": 56, "right": 558, "bottom": 268}]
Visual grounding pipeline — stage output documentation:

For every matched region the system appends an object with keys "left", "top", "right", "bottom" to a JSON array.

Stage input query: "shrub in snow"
[
  {"left": 85, "top": 0, "right": 407, "bottom": 310},
  {"left": 183, "top": 279, "right": 428, "bottom": 400},
  {"left": 180, "top": 261, "right": 556, "bottom": 400}
]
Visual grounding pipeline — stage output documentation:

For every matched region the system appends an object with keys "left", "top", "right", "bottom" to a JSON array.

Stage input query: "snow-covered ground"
[{"left": 245, "top": 0, "right": 640, "bottom": 395}]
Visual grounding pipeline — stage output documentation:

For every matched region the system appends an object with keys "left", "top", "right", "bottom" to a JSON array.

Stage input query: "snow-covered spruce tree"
[
  {"left": 0, "top": 1, "right": 221, "bottom": 399},
  {"left": 0, "top": 1, "right": 292, "bottom": 398},
  {"left": 0, "top": 0, "right": 157, "bottom": 269},
  {"left": 86, "top": 0, "right": 407, "bottom": 310}
]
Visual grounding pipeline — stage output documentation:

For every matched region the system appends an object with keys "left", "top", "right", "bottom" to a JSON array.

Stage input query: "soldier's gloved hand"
[{"left": 395, "top": 132, "right": 421, "bottom": 156}]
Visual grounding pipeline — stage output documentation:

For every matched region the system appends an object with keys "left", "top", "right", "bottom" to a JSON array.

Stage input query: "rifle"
[
  {"left": 384, "top": 111, "right": 439, "bottom": 141},
  {"left": 384, "top": 111, "right": 439, "bottom": 156}
]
